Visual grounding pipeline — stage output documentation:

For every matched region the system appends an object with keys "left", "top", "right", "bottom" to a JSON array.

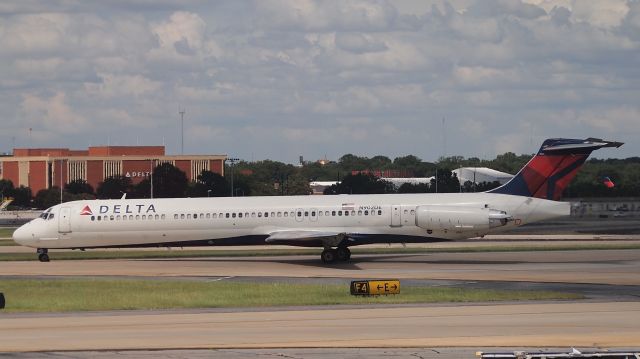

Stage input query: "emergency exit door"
[{"left": 391, "top": 205, "right": 402, "bottom": 227}]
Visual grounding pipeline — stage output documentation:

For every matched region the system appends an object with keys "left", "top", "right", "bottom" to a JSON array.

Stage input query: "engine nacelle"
[{"left": 415, "top": 205, "right": 511, "bottom": 234}]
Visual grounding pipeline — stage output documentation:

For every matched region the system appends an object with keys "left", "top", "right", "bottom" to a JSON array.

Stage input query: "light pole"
[
  {"left": 207, "top": 189, "right": 212, "bottom": 197},
  {"left": 149, "top": 159, "right": 154, "bottom": 199},
  {"left": 226, "top": 158, "right": 240, "bottom": 197},
  {"left": 59, "top": 159, "right": 63, "bottom": 204}
]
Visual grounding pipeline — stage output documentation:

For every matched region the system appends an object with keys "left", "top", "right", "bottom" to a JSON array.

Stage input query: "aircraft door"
[
  {"left": 58, "top": 207, "right": 72, "bottom": 233},
  {"left": 295, "top": 208, "right": 304, "bottom": 222},
  {"left": 310, "top": 208, "right": 318, "bottom": 222},
  {"left": 391, "top": 205, "right": 402, "bottom": 227}
]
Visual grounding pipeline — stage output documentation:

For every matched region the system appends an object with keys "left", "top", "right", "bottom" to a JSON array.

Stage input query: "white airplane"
[{"left": 13, "top": 137, "right": 622, "bottom": 263}]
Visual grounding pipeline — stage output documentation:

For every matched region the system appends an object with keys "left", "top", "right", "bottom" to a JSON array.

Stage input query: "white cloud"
[
  {"left": 0, "top": 0, "right": 638, "bottom": 160},
  {"left": 1, "top": 13, "right": 70, "bottom": 54},
  {"left": 85, "top": 74, "right": 162, "bottom": 98},
  {"left": 20, "top": 92, "right": 87, "bottom": 134}
]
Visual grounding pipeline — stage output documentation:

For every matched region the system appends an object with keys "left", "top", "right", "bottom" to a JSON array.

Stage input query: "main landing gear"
[
  {"left": 321, "top": 247, "right": 351, "bottom": 264},
  {"left": 37, "top": 248, "right": 49, "bottom": 262}
]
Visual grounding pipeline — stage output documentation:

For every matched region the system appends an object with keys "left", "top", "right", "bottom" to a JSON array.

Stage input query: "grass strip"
[
  {"left": 0, "top": 228, "right": 16, "bottom": 239},
  {"left": 1, "top": 243, "right": 640, "bottom": 261},
  {"left": 0, "top": 278, "right": 582, "bottom": 313},
  {"left": 0, "top": 239, "right": 15, "bottom": 247}
]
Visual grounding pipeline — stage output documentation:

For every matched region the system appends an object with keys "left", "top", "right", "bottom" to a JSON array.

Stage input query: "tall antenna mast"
[
  {"left": 179, "top": 108, "right": 186, "bottom": 155},
  {"left": 442, "top": 117, "right": 446, "bottom": 158}
]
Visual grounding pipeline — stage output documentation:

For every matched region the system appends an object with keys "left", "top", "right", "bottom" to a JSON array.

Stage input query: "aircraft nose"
[{"left": 13, "top": 224, "right": 35, "bottom": 247}]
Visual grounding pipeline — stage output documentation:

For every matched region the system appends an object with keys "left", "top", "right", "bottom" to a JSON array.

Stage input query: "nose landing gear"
[
  {"left": 320, "top": 247, "right": 351, "bottom": 263},
  {"left": 37, "top": 248, "right": 49, "bottom": 262}
]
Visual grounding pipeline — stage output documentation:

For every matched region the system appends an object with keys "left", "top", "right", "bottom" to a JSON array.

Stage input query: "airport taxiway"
[
  {"left": 1, "top": 249, "right": 639, "bottom": 285},
  {"left": 1, "top": 243, "right": 640, "bottom": 353},
  {"left": 2, "top": 302, "right": 640, "bottom": 351}
]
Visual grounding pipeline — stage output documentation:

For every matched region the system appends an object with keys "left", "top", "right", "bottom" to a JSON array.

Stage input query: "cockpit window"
[{"left": 39, "top": 208, "right": 55, "bottom": 220}]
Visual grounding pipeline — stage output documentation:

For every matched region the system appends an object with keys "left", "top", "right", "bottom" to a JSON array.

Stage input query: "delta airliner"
[{"left": 12, "top": 138, "right": 622, "bottom": 263}]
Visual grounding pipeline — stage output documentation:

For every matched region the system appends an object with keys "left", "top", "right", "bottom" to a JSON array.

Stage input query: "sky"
[{"left": 0, "top": 0, "right": 638, "bottom": 163}]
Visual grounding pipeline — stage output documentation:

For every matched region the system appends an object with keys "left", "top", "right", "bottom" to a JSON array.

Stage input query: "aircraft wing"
[{"left": 265, "top": 230, "right": 343, "bottom": 243}]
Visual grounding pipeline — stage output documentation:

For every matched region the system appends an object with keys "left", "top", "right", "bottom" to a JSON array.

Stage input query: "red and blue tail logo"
[
  {"left": 489, "top": 138, "right": 623, "bottom": 200},
  {"left": 603, "top": 177, "right": 615, "bottom": 188}
]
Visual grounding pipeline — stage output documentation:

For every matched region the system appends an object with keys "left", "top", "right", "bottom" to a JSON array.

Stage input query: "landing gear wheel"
[
  {"left": 321, "top": 249, "right": 337, "bottom": 263},
  {"left": 37, "top": 248, "right": 49, "bottom": 262},
  {"left": 336, "top": 247, "right": 351, "bottom": 261}
]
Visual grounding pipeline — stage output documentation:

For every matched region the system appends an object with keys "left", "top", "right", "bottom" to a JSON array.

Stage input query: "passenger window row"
[
  {"left": 171, "top": 209, "right": 384, "bottom": 220},
  {"left": 91, "top": 214, "right": 167, "bottom": 222}
]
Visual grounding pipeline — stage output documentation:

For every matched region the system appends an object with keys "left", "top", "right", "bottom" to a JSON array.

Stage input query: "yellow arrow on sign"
[{"left": 350, "top": 280, "right": 400, "bottom": 295}]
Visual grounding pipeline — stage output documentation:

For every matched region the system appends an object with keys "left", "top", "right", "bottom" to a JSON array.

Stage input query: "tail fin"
[{"left": 488, "top": 138, "right": 623, "bottom": 200}]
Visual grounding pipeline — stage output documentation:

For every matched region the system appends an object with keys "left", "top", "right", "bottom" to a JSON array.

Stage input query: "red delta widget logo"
[{"left": 80, "top": 206, "right": 93, "bottom": 216}]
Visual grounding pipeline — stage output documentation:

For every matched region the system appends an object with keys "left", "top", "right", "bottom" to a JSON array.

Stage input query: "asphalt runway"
[
  {"left": 2, "top": 249, "right": 640, "bottom": 285},
  {"left": 1, "top": 248, "right": 640, "bottom": 354}
]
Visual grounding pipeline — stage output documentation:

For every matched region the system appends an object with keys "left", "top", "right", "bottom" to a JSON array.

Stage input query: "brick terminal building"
[{"left": 0, "top": 146, "right": 226, "bottom": 194}]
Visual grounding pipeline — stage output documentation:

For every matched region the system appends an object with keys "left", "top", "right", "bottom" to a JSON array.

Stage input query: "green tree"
[
  {"left": 186, "top": 170, "right": 230, "bottom": 197},
  {"left": 97, "top": 176, "right": 133, "bottom": 199},
  {"left": 0, "top": 179, "right": 14, "bottom": 200},
  {"left": 431, "top": 169, "right": 460, "bottom": 193},
  {"left": 153, "top": 163, "right": 188, "bottom": 198},
  {"left": 397, "top": 182, "right": 429, "bottom": 193},
  {"left": 11, "top": 186, "right": 33, "bottom": 208},
  {"left": 65, "top": 180, "right": 94, "bottom": 195},
  {"left": 287, "top": 174, "right": 312, "bottom": 195}
]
